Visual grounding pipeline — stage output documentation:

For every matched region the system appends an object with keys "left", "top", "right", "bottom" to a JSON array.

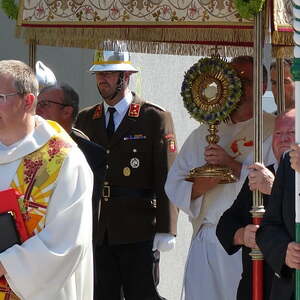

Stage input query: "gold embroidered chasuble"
[{"left": 0, "top": 121, "right": 72, "bottom": 300}]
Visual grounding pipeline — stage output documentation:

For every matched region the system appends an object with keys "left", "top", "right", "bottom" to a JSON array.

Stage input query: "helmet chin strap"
[{"left": 98, "top": 72, "right": 125, "bottom": 102}]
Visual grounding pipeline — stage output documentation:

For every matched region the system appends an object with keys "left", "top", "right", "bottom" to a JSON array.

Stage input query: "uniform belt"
[{"left": 102, "top": 186, "right": 154, "bottom": 199}]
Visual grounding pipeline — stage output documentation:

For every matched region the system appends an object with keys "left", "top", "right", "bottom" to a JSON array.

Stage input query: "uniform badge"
[
  {"left": 128, "top": 103, "right": 141, "bottom": 117},
  {"left": 93, "top": 104, "right": 103, "bottom": 119},
  {"left": 123, "top": 167, "right": 131, "bottom": 176},
  {"left": 130, "top": 157, "right": 140, "bottom": 168}
]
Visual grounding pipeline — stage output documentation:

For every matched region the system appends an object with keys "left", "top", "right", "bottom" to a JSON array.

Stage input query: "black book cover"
[{"left": 0, "top": 212, "right": 20, "bottom": 253}]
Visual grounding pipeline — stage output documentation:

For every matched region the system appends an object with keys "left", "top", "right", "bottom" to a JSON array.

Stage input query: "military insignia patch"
[
  {"left": 168, "top": 139, "right": 176, "bottom": 152},
  {"left": 128, "top": 103, "right": 141, "bottom": 117},
  {"left": 93, "top": 104, "right": 103, "bottom": 119},
  {"left": 130, "top": 158, "right": 140, "bottom": 168},
  {"left": 165, "top": 134, "right": 176, "bottom": 152}
]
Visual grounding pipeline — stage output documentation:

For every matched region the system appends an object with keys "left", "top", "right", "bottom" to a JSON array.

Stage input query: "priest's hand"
[
  {"left": 285, "top": 242, "right": 300, "bottom": 269},
  {"left": 204, "top": 144, "right": 242, "bottom": 177},
  {"left": 248, "top": 163, "right": 274, "bottom": 195},
  {"left": 0, "top": 262, "right": 6, "bottom": 277},
  {"left": 152, "top": 233, "right": 176, "bottom": 252},
  {"left": 233, "top": 224, "right": 259, "bottom": 248},
  {"left": 290, "top": 144, "right": 300, "bottom": 173},
  {"left": 191, "top": 177, "right": 220, "bottom": 200}
]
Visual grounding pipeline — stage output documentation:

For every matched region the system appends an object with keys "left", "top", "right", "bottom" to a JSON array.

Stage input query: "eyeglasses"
[
  {"left": 0, "top": 92, "right": 19, "bottom": 103},
  {"left": 37, "top": 100, "right": 70, "bottom": 108}
]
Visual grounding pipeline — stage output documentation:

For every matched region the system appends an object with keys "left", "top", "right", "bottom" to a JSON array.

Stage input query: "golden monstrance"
[{"left": 181, "top": 55, "right": 242, "bottom": 184}]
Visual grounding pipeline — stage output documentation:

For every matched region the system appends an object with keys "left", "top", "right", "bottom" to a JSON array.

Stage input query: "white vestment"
[
  {"left": 0, "top": 116, "right": 94, "bottom": 300},
  {"left": 165, "top": 116, "right": 276, "bottom": 300}
]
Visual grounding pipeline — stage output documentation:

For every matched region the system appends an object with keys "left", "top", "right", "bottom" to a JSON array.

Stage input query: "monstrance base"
[{"left": 186, "top": 163, "right": 237, "bottom": 184}]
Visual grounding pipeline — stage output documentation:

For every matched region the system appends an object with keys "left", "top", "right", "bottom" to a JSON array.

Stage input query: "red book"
[{"left": 0, "top": 188, "right": 29, "bottom": 243}]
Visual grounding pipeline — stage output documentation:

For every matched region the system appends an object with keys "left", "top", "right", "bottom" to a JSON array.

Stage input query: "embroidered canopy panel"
[
  {"left": 17, "top": 0, "right": 293, "bottom": 56},
  {"left": 272, "top": 0, "right": 293, "bottom": 57}
]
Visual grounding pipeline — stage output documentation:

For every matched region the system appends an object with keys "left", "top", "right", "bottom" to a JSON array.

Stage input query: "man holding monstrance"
[{"left": 165, "top": 56, "right": 276, "bottom": 300}]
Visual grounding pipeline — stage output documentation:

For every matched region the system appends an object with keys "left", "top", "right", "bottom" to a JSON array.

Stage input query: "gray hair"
[
  {"left": 39, "top": 82, "right": 79, "bottom": 121},
  {"left": 0, "top": 60, "right": 39, "bottom": 97}
]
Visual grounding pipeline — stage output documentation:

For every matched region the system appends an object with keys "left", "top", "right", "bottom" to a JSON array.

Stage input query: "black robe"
[
  {"left": 256, "top": 154, "right": 295, "bottom": 300},
  {"left": 217, "top": 165, "right": 275, "bottom": 300}
]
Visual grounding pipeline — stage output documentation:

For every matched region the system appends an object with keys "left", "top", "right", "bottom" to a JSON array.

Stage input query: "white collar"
[
  {"left": 0, "top": 116, "right": 55, "bottom": 164},
  {"left": 103, "top": 91, "right": 133, "bottom": 115}
]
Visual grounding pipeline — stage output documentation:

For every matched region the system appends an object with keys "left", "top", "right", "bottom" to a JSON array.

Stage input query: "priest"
[{"left": 0, "top": 60, "right": 94, "bottom": 300}]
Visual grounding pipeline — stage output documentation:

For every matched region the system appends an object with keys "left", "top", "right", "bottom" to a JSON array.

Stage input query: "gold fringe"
[
  {"left": 272, "top": 31, "right": 294, "bottom": 46},
  {"left": 100, "top": 40, "right": 253, "bottom": 57},
  {"left": 272, "top": 46, "right": 294, "bottom": 58},
  {"left": 16, "top": 26, "right": 254, "bottom": 49},
  {"left": 15, "top": 26, "right": 293, "bottom": 57}
]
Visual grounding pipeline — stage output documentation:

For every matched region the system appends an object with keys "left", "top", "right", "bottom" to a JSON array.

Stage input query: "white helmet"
[
  {"left": 35, "top": 61, "right": 57, "bottom": 89},
  {"left": 89, "top": 50, "right": 138, "bottom": 73}
]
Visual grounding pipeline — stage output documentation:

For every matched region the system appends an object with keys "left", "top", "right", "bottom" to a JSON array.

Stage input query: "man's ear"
[
  {"left": 24, "top": 93, "right": 35, "bottom": 111},
  {"left": 62, "top": 106, "right": 74, "bottom": 120},
  {"left": 123, "top": 72, "right": 131, "bottom": 82}
]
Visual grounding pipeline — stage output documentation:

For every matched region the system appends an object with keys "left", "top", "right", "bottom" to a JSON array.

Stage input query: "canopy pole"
[
  {"left": 250, "top": 8, "right": 264, "bottom": 300},
  {"left": 28, "top": 39, "right": 37, "bottom": 72},
  {"left": 276, "top": 58, "right": 286, "bottom": 113},
  {"left": 292, "top": 1, "right": 300, "bottom": 299}
]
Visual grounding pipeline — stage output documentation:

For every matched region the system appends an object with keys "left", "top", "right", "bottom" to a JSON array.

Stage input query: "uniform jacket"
[
  {"left": 75, "top": 93, "right": 178, "bottom": 245},
  {"left": 256, "top": 154, "right": 295, "bottom": 300},
  {"left": 216, "top": 165, "right": 275, "bottom": 300},
  {"left": 70, "top": 128, "right": 106, "bottom": 242}
]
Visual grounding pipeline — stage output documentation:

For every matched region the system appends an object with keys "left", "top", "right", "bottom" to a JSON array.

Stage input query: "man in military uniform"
[{"left": 75, "top": 50, "right": 178, "bottom": 300}]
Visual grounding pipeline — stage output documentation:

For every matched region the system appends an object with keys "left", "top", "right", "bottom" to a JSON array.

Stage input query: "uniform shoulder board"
[
  {"left": 72, "top": 128, "right": 90, "bottom": 141},
  {"left": 144, "top": 101, "right": 166, "bottom": 112}
]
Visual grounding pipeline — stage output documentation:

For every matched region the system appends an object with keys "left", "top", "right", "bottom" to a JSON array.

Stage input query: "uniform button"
[
  {"left": 106, "top": 149, "right": 110, "bottom": 154},
  {"left": 104, "top": 197, "right": 109, "bottom": 202},
  {"left": 104, "top": 181, "right": 109, "bottom": 186},
  {"left": 106, "top": 164, "right": 109, "bottom": 169}
]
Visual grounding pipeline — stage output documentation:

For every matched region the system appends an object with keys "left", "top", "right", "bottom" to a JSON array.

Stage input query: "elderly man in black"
[
  {"left": 217, "top": 109, "right": 295, "bottom": 300},
  {"left": 256, "top": 134, "right": 300, "bottom": 299}
]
